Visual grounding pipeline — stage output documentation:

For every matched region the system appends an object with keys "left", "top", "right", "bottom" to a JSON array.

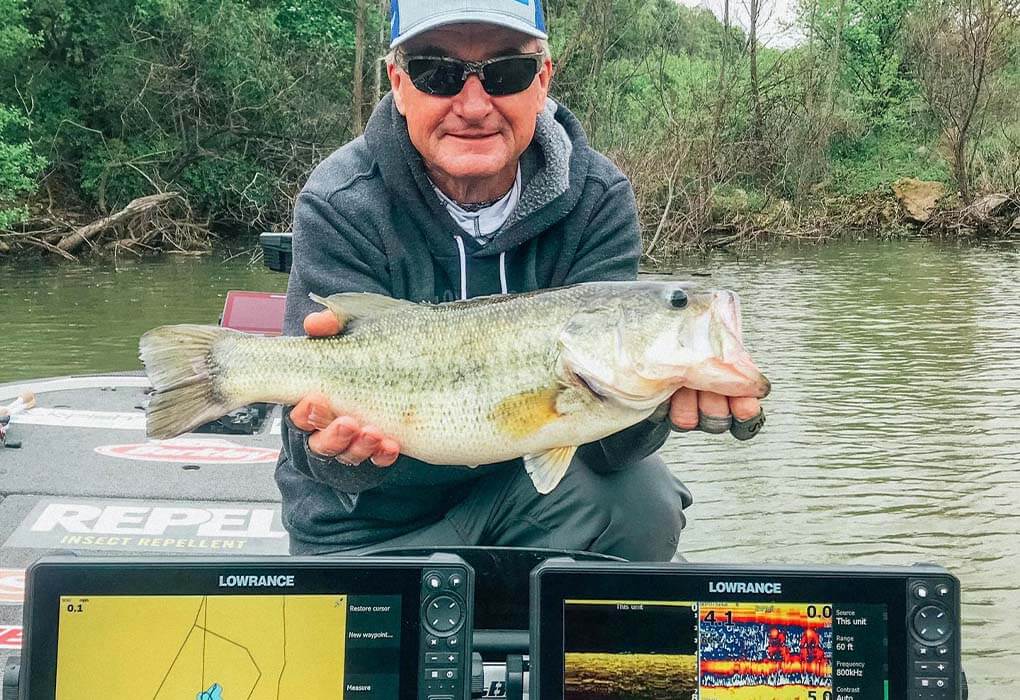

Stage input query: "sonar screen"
[{"left": 564, "top": 600, "right": 700, "bottom": 700}]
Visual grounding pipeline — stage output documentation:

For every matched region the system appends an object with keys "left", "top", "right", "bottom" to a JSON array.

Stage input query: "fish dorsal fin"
[
  {"left": 524, "top": 445, "right": 578, "bottom": 494},
  {"left": 310, "top": 292, "right": 414, "bottom": 327}
]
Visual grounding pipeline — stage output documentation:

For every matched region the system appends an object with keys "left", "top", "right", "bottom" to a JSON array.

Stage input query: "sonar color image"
[
  {"left": 564, "top": 601, "right": 699, "bottom": 700},
  {"left": 699, "top": 602, "right": 833, "bottom": 700}
]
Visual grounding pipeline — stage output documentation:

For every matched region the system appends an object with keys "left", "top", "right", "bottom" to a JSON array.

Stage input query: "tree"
[{"left": 907, "top": 0, "right": 1018, "bottom": 200}]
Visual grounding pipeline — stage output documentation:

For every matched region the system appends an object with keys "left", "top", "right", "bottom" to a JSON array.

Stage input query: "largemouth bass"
[{"left": 140, "top": 281, "right": 769, "bottom": 494}]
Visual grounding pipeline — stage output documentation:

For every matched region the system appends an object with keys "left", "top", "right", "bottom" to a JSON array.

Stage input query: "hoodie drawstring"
[
  {"left": 455, "top": 235, "right": 468, "bottom": 301},
  {"left": 454, "top": 235, "right": 509, "bottom": 299}
]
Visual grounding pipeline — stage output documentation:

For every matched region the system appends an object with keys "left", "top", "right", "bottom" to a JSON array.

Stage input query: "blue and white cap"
[{"left": 390, "top": 0, "right": 547, "bottom": 48}]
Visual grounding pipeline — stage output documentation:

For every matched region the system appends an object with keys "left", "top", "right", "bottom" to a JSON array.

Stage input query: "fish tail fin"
[{"left": 139, "top": 325, "right": 244, "bottom": 439}]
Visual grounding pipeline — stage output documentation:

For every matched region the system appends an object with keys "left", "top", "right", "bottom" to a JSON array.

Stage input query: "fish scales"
[{"left": 213, "top": 287, "right": 612, "bottom": 465}]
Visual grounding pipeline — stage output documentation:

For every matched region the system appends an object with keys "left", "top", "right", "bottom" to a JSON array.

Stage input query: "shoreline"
[{"left": 1, "top": 189, "right": 1016, "bottom": 263}]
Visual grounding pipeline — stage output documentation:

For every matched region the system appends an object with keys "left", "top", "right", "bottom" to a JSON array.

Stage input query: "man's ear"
[
  {"left": 534, "top": 58, "right": 553, "bottom": 110},
  {"left": 387, "top": 62, "right": 407, "bottom": 115}
]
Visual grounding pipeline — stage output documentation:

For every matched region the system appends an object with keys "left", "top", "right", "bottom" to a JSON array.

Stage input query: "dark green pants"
[{"left": 337, "top": 454, "right": 692, "bottom": 562}]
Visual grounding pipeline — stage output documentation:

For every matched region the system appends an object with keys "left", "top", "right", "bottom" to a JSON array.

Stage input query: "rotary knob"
[
  {"left": 913, "top": 605, "right": 952, "bottom": 643},
  {"left": 426, "top": 595, "right": 463, "bottom": 634}
]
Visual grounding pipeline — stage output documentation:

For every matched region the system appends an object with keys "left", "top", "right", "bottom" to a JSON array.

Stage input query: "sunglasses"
[{"left": 398, "top": 52, "right": 545, "bottom": 97}]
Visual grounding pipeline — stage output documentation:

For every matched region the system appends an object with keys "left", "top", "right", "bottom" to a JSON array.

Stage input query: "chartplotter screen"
[{"left": 54, "top": 593, "right": 402, "bottom": 699}]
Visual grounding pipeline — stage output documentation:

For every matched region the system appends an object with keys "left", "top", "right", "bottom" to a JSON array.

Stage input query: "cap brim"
[{"left": 391, "top": 11, "right": 547, "bottom": 48}]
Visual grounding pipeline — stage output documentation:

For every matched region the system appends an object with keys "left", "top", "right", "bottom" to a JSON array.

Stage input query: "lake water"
[{"left": 1, "top": 237, "right": 1018, "bottom": 695}]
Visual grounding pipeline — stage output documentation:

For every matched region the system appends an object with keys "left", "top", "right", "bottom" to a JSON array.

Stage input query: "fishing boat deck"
[{"left": 0, "top": 373, "right": 289, "bottom": 669}]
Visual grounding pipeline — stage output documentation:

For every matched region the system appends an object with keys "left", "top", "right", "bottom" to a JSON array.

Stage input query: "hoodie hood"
[{"left": 363, "top": 93, "right": 594, "bottom": 260}]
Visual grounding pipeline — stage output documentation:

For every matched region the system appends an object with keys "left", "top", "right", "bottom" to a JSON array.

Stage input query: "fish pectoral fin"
[
  {"left": 310, "top": 292, "right": 414, "bottom": 328},
  {"left": 524, "top": 445, "right": 578, "bottom": 495},
  {"left": 554, "top": 384, "right": 595, "bottom": 415}
]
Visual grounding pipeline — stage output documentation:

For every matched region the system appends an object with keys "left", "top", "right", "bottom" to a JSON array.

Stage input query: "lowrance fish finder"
[
  {"left": 20, "top": 555, "right": 474, "bottom": 700},
  {"left": 531, "top": 560, "right": 962, "bottom": 700}
]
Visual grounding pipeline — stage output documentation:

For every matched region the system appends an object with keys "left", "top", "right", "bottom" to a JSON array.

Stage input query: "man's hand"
[
  {"left": 289, "top": 310, "right": 401, "bottom": 467},
  {"left": 668, "top": 388, "right": 763, "bottom": 440}
]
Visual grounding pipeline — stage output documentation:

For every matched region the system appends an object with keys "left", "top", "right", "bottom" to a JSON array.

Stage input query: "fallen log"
[{"left": 56, "top": 192, "right": 178, "bottom": 253}]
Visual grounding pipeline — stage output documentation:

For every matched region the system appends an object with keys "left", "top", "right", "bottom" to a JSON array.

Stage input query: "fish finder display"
[
  {"left": 54, "top": 593, "right": 402, "bottom": 699},
  {"left": 563, "top": 599, "right": 888, "bottom": 700}
]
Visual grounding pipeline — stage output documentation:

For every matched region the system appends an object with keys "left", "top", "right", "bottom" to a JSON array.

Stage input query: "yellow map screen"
[{"left": 55, "top": 594, "right": 349, "bottom": 699}]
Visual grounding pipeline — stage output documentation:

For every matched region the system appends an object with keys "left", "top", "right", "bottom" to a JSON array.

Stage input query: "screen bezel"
[
  {"left": 533, "top": 564, "right": 919, "bottom": 700},
  {"left": 22, "top": 558, "right": 431, "bottom": 700}
]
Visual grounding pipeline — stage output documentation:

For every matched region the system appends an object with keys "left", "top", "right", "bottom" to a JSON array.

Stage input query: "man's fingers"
[
  {"left": 308, "top": 416, "right": 359, "bottom": 457},
  {"left": 337, "top": 425, "right": 382, "bottom": 465},
  {"left": 698, "top": 391, "right": 730, "bottom": 419},
  {"left": 669, "top": 387, "right": 699, "bottom": 430},
  {"left": 371, "top": 438, "right": 401, "bottom": 467},
  {"left": 303, "top": 309, "right": 343, "bottom": 337},
  {"left": 729, "top": 396, "right": 760, "bottom": 421},
  {"left": 697, "top": 391, "right": 732, "bottom": 433},
  {"left": 290, "top": 393, "right": 336, "bottom": 432}
]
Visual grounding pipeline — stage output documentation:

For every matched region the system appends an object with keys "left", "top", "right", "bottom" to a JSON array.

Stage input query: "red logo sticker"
[
  {"left": 95, "top": 438, "right": 280, "bottom": 464},
  {"left": 0, "top": 569, "right": 24, "bottom": 605},
  {"left": 0, "top": 626, "right": 22, "bottom": 650}
]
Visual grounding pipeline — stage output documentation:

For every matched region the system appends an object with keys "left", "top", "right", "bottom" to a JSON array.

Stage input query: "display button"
[
  {"left": 425, "top": 572, "right": 443, "bottom": 590},
  {"left": 426, "top": 596, "right": 463, "bottom": 633},
  {"left": 914, "top": 584, "right": 929, "bottom": 599},
  {"left": 913, "top": 605, "right": 952, "bottom": 643}
]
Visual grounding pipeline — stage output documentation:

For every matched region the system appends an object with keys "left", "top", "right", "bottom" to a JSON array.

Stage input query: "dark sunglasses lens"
[
  {"left": 482, "top": 57, "right": 539, "bottom": 95},
  {"left": 406, "top": 58, "right": 465, "bottom": 96}
]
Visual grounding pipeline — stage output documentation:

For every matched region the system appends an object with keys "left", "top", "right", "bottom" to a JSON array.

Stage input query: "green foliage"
[
  {"left": 275, "top": 0, "right": 356, "bottom": 48},
  {"left": 0, "top": 0, "right": 37, "bottom": 62},
  {"left": 803, "top": 0, "right": 919, "bottom": 121},
  {"left": 828, "top": 128, "right": 950, "bottom": 195},
  {"left": 0, "top": 0, "right": 43, "bottom": 228},
  {"left": 2, "top": 0, "right": 363, "bottom": 229},
  {"left": 0, "top": 106, "right": 45, "bottom": 228}
]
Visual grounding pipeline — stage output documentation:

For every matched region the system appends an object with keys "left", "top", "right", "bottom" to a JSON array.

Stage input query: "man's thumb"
[{"left": 303, "top": 309, "right": 343, "bottom": 337}]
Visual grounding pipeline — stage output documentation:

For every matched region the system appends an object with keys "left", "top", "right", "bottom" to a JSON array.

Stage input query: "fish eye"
[{"left": 670, "top": 289, "right": 688, "bottom": 309}]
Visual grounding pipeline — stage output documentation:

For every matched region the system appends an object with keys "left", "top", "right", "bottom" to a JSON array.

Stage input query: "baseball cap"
[{"left": 390, "top": 0, "right": 548, "bottom": 48}]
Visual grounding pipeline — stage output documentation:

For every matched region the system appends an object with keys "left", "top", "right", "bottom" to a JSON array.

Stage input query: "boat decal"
[
  {"left": 0, "top": 375, "right": 150, "bottom": 401},
  {"left": 94, "top": 437, "right": 280, "bottom": 463},
  {"left": 0, "top": 569, "right": 24, "bottom": 605},
  {"left": 13, "top": 407, "right": 146, "bottom": 431},
  {"left": 4, "top": 497, "right": 289, "bottom": 555},
  {"left": 0, "top": 626, "right": 21, "bottom": 650}
]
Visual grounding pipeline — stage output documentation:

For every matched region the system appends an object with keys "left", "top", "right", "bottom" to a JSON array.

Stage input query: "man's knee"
[{"left": 584, "top": 454, "right": 692, "bottom": 561}]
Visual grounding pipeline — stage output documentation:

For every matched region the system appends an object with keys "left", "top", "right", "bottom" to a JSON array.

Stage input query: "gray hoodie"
[{"left": 276, "top": 93, "right": 670, "bottom": 553}]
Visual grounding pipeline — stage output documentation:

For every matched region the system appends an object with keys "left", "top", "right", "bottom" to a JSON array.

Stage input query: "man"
[{"left": 276, "top": 0, "right": 764, "bottom": 558}]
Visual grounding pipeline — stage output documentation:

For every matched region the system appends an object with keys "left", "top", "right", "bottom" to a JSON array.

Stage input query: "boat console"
[{"left": 8, "top": 551, "right": 966, "bottom": 699}]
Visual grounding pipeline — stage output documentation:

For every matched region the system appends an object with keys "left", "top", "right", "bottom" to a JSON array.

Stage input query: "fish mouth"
[{"left": 703, "top": 356, "right": 771, "bottom": 398}]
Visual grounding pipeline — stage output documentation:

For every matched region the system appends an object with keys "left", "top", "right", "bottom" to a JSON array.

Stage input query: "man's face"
[{"left": 388, "top": 24, "right": 553, "bottom": 187}]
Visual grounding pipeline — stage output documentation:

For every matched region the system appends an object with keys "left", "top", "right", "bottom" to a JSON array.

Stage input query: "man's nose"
[{"left": 452, "top": 74, "right": 493, "bottom": 120}]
